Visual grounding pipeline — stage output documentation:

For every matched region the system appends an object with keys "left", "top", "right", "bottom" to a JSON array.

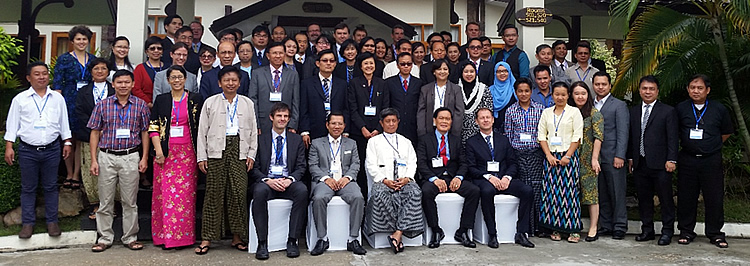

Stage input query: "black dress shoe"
[
  {"left": 428, "top": 229, "right": 445, "bottom": 248},
  {"left": 488, "top": 237, "right": 499, "bottom": 248},
  {"left": 454, "top": 232, "right": 476, "bottom": 248},
  {"left": 347, "top": 239, "right": 367, "bottom": 255},
  {"left": 255, "top": 243, "right": 269, "bottom": 260},
  {"left": 584, "top": 234, "right": 599, "bottom": 242},
  {"left": 286, "top": 239, "right": 300, "bottom": 258},
  {"left": 613, "top": 230, "right": 626, "bottom": 240},
  {"left": 598, "top": 228, "right": 613, "bottom": 236},
  {"left": 310, "top": 239, "right": 329, "bottom": 256},
  {"left": 635, "top": 232, "right": 655, "bottom": 242},
  {"left": 514, "top": 233, "right": 535, "bottom": 248},
  {"left": 658, "top": 234, "right": 672, "bottom": 246}
]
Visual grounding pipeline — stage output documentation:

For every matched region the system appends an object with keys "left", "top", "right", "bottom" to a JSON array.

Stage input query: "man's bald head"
[{"left": 218, "top": 41, "right": 236, "bottom": 66}]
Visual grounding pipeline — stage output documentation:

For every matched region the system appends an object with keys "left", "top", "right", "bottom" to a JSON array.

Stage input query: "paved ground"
[{"left": 1, "top": 236, "right": 749, "bottom": 266}]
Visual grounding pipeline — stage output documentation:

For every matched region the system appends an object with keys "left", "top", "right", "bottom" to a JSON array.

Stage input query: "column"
[
  {"left": 433, "top": 0, "right": 451, "bottom": 33},
  {"left": 117, "top": 0, "right": 148, "bottom": 63},
  {"left": 515, "top": 0, "right": 544, "bottom": 67}
]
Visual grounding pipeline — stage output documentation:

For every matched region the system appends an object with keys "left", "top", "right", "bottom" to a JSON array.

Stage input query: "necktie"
[
  {"left": 193, "top": 43, "right": 199, "bottom": 53},
  {"left": 257, "top": 51, "right": 263, "bottom": 65},
  {"left": 485, "top": 135, "right": 493, "bottom": 157},
  {"left": 474, "top": 60, "right": 480, "bottom": 74},
  {"left": 297, "top": 56, "right": 303, "bottom": 63},
  {"left": 403, "top": 79, "right": 408, "bottom": 92},
  {"left": 640, "top": 104, "right": 651, "bottom": 157},
  {"left": 273, "top": 70, "right": 281, "bottom": 92},
  {"left": 560, "top": 62, "right": 565, "bottom": 71},
  {"left": 275, "top": 136, "right": 284, "bottom": 166},
  {"left": 323, "top": 78, "right": 330, "bottom": 102},
  {"left": 439, "top": 135, "right": 448, "bottom": 166}
]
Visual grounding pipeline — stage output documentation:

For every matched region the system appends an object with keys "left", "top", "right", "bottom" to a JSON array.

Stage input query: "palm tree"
[{"left": 611, "top": 0, "right": 750, "bottom": 159}]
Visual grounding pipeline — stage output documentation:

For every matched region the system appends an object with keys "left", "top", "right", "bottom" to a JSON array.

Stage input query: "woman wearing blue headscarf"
[{"left": 488, "top": 62, "right": 517, "bottom": 133}]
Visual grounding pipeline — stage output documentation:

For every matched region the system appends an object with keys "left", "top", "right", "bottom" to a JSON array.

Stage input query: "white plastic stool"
[
  {"left": 306, "top": 196, "right": 361, "bottom": 252},
  {"left": 473, "top": 195, "right": 519, "bottom": 244},
  {"left": 249, "top": 199, "right": 304, "bottom": 253},
  {"left": 423, "top": 193, "right": 471, "bottom": 245}
]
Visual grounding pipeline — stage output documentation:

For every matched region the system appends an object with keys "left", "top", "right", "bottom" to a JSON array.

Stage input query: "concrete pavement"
[{"left": 1, "top": 237, "right": 749, "bottom": 265}]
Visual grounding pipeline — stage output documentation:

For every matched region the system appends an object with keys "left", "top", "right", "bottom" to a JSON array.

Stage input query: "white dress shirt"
[
  {"left": 642, "top": 100, "right": 656, "bottom": 124},
  {"left": 269, "top": 129, "right": 289, "bottom": 177},
  {"left": 294, "top": 54, "right": 306, "bottom": 64},
  {"left": 4, "top": 87, "right": 72, "bottom": 145},
  {"left": 319, "top": 134, "right": 345, "bottom": 182},
  {"left": 365, "top": 132, "right": 417, "bottom": 182},
  {"left": 433, "top": 84, "right": 447, "bottom": 111},
  {"left": 92, "top": 82, "right": 108, "bottom": 104},
  {"left": 594, "top": 93, "right": 611, "bottom": 111}
]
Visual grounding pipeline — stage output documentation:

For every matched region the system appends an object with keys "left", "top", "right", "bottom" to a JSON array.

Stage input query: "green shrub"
[{"left": 0, "top": 140, "right": 20, "bottom": 213}]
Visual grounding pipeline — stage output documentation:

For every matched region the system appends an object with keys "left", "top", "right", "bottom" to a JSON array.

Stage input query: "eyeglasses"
[
  {"left": 200, "top": 55, "right": 215, "bottom": 59},
  {"left": 148, "top": 46, "right": 163, "bottom": 51},
  {"left": 253, "top": 34, "right": 268, "bottom": 38},
  {"left": 363, "top": 44, "right": 375, "bottom": 47},
  {"left": 169, "top": 76, "right": 185, "bottom": 81},
  {"left": 496, "top": 69, "right": 509, "bottom": 74},
  {"left": 173, "top": 53, "right": 188, "bottom": 58},
  {"left": 398, "top": 62, "right": 413, "bottom": 67},
  {"left": 319, "top": 59, "right": 336, "bottom": 63},
  {"left": 238, "top": 49, "right": 253, "bottom": 54},
  {"left": 468, "top": 46, "right": 482, "bottom": 50}
]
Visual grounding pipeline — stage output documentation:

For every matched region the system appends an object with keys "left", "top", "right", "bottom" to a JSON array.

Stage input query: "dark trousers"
[
  {"left": 252, "top": 181, "right": 309, "bottom": 241},
  {"left": 18, "top": 141, "right": 61, "bottom": 225},
  {"left": 598, "top": 163, "right": 629, "bottom": 232},
  {"left": 350, "top": 134, "right": 369, "bottom": 199},
  {"left": 677, "top": 152, "right": 725, "bottom": 239},
  {"left": 473, "top": 178, "right": 533, "bottom": 235},
  {"left": 421, "top": 177, "right": 480, "bottom": 230},
  {"left": 633, "top": 158, "right": 675, "bottom": 236}
]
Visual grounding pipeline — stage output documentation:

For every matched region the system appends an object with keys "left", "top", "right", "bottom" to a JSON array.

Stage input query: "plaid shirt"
[
  {"left": 504, "top": 101, "right": 544, "bottom": 151},
  {"left": 87, "top": 95, "right": 150, "bottom": 150}
]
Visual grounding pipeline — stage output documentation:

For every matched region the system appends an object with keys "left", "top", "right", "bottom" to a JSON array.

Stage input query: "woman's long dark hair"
[
  {"left": 568, "top": 81, "right": 594, "bottom": 119},
  {"left": 108, "top": 36, "right": 133, "bottom": 71}
]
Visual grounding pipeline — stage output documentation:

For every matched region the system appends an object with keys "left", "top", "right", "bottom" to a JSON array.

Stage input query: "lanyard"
[
  {"left": 223, "top": 93, "right": 238, "bottom": 126},
  {"left": 575, "top": 67, "right": 591, "bottom": 82},
  {"left": 384, "top": 134, "right": 400, "bottom": 156},
  {"left": 521, "top": 106, "right": 531, "bottom": 132},
  {"left": 553, "top": 109, "right": 566, "bottom": 136},
  {"left": 437, "top": 134, "right": 447, "bottom": 157},
  {"left": 273, "top": 136, "right": 286, "bottom": 164},
  {"left": 93, "top": 84, "right": 107, "bottom": 103},
  {"left": 32, "top": 93, "right": 50, "bottom": 118},
  {"left": 146, "top": 61, "right": 160, "bottom": 73},
  {"left": 368, "top": 84, "right": 374, "bottom": 106},
  {"left": 118, "top": 101, "right": 132, "bottom": 127},
  {"left": 73, "top": 52, "right": 88, "bottom": 80},
  {"left": 693, "top": 100, "right": 708, "bottom": 129},
  {"left": 435, "top": 84, "right": 445, "bottom": 106},
  {"left": 172, "top": 91, "right": 186, "bottom": 125},
  {"left": 329, "top": 139, "right": 341, "bottom": 162}
]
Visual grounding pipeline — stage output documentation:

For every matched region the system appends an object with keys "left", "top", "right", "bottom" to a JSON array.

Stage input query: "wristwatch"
[
  {"left": 64, "top": 142, "right": 73, "bottom": 146},
  {"left": 564, "top": 155, "right": 571, "bottom": 160}
]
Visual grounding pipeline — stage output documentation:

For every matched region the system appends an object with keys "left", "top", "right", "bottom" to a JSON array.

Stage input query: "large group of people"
[{"left": 3, "top": 17, "right": 735, "bottom": 260}]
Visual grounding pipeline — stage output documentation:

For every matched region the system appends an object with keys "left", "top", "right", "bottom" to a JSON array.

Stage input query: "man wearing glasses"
[
  {"left": 299, "top": 50, "right": 349, "bottom": 148},
  {"left": 251, "top": 25, "right": 271, "bottom": 68},
  {"left": 493, "top": 24, "right": 530, "bottom": 80},
  {"left": 382, "top": 39, "right": 419, "bottom": 79}
]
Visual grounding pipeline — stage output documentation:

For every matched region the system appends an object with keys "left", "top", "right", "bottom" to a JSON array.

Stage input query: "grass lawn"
[{"left": 0, "top": 215, "right": 82, "bottom": 237}]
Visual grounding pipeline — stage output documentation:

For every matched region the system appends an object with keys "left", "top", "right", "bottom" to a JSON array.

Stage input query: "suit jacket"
[
  {"left": 250, "top": 130, "right": 306, "bottom": 183},
  {"left": 333, "top": 63, "right": 360, "bottom": 84},
  {"left": 417, "top": 82, "right": 465, "bottom": 137},
  {"left": 250, "top": 50, "right": 270, "bottom": 68},
  {"left": 299, "top": 75, "right": 348, "bottom": 139},
  {"left": 590, "top": 58, "right": 606, "bottom": 74},
  {"left": 464, "top": 131, "right": 517, "bottom": 180},
  {"left": 184, "top": 50, "right": 201, "bottom": 75},
  {"left": 149, "top": 92, "right": 203, "bottom": 157},
  {"left": 199, "top": 66, "right": 250, "bottom": 99},
  {"left": 248, "top": 65, "right": 300, "bottom": 132},
  {"left": 598, "top": 95, "right": 630, "bottom": 164},
  {"left": 454, "top": 59, "right": 494, "bottom": 85},
  {"left": 152, "top": 69, "right": 199, "bottom": 103},
  {"left": 417, "top": 131, "right": 466, "bottom": 185},
  {"left": 74, "top": 82, "right": 115, "bottom": 142},
  {"left": 309, "top": 136, "right": 360, "bottom": 182},
  {"left": 385, "top": 75, "right": 423, "bottom": 142},
  {"left": 627, "top": 101, "right": 678, "bottom": 170},
  {"left": 161, "top": 37, "right": 174, "bottom": 67},
  {"left": 347, "top": 76, "right": 389, "bottom": 136}
]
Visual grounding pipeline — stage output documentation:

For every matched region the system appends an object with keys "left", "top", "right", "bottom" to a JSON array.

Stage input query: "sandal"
[
  {"left": 91, "top": 243, "right": 111, "bottom": 252},
  {"left": 678, "top": 235, "right": 694, "bottom": 245},
  {"left": 194, "top": 245, "right": 210, "bottom": 255},
  {"left": 62, "top": 178, "right": 74, "bottom": 189},
  {"left": 387, "top": 235, "right": 399, "bottom": 254},
  {"left": 231, "top": 242, "right": 248, "bottom": 251},
  {"left": 125, "top": 241, "right": 144, "bottom": 250},
  {"left": 550, "top": 231, "right": 562, "bottom": 241},
  {"left": 567, "top": 233, "right": 580, "bottom": 243},
  {"left": 397, "top": 241, "right": 404, "bottom": 253},
  {"left": 710, "top": 238, "right": 729, "bottom": 248},
  {"left": 69, "top": 179, "right": 82, "bottom": 189},
  {"left": 88, "top": 205, "right": 99, "bottom": 220}
]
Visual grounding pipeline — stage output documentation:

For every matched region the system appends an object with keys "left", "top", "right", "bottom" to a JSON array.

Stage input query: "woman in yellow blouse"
[{"left": 537, "top": 82, "right": 584, "bottom": 243}]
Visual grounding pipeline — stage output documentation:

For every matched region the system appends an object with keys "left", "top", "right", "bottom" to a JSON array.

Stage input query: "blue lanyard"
[
  {"left": 575, "top": 67, "right": 591, "bottom": 81},
  {"left": 368, "top": 84, "right": 374, "bottom": 106},
  {"left": 273, "top": 136, "right": 286, "bottom": 164},
  {"left": 329, "top": 139, "right": 341, "bottom": 162},
  {"left": 32, "top": 93, "right": 50, "bottom": 118},
  {"left": 93, "top": 84, "right": 107, "bottom": 103},
  {"left": 553, "top": 109, "right": 566, "bottom": 136},
  {"left": 223, "top": 93, "right": 238, "bottom": 126},
  {"left": 146, "top": 61, "right": 160, "bottom": 73},
  {"left": 435, "top": 84, "right": 445, "bottom": 106},
  {"left": 73, "top": 52, "right": 88, "bottom": 80},
  {"left": 693, "top": 100, "right": 708, "bottom": 129},
  {"left": 384, "top": 134, "right": 400, "bottom": 156},
  {"left": 118, "top": 101, "right": 131, "bottom": 127},
  {"left": 437, "top": 134, "right": 447, "bottom": 157},
  {"left": 172, "top": 91, "right": 186, "bottom": 125},
  {"left": 521, "top": 106, "right": 530, "bottom": 132}
]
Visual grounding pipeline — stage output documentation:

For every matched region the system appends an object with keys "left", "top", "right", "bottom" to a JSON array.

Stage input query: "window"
[
  {"left": 409, "top": 24, "right": 462, "bottom": 44},
  {"left": 148, "top": 15, "right": 202, "bottom": 38},
  {"left": 51, "top": 32, "right": 97, "bottom": 57}
]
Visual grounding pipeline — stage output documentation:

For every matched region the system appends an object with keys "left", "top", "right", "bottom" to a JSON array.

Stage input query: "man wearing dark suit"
[
  {"left": 417, "top": 63, "right": 464, "bottom": 138},
  {"left": 308, "top": 112, "right": 367, "bottom": 256},
  {"left": 189, "top": 21, "right": 213, "bottom": 54},
  {"left": 250, "top": 25, "right": 271, "bottom": 68},
  {"left": 458, "top": 22, "right": 481, "bottom": 61},
  {"left": 418, "top": 108, "right": 480, "bottom": 249},
  {"left": 464, "top": 107, "right": 534, "bottom": 248},
  {"left": 455, "top": 38, "right": 493, "bottom": 85},
  {"left": 386, "top": 53, "right": 423, "bottom": 145},
  {"left": 592, "top": 71, "right": 630, "bottom": 240},
  {"left": 250, "top": 102, "right": 308, "bottom": 260},
  {"left": 300, "top": 50, "right": 348, "bottom": 147},
  {"left": 200, "top": 42, "right": 250, "bottom": 99},
  {"left": 160, "top": 14, "right": 183, "bottom": 67},
  {"left": 627, "top": 75, "right": 678, "bottom": 246},
  {"left": 249, "top": 42, "right": 300, "bottom": 134},
  {"left": 294, "top": 32, "right": 316, "bottom": 82}
]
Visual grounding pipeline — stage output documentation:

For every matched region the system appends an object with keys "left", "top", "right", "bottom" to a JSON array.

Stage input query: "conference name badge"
[
  {"left": 487, "top": 161, "right": 500, "bottom": 172},
  {"left": 520, "top": 133, "right": 533, "bottom": 142},
  {"left": 432, "top": 157, "right": 443, "bottom": 168},
  {"left": 550, "top": 136, "right": 563, "bottom": 146},
  {"left": 115, "top": 128, "right": 130, "bottom": 139},
  {"left": 271, "top": 165, "right": 283, "bottom": 176},
  {"left": 364, "top": 106, "right": 377, "bottom": 116},
  {"left": 690, "top": 129, "right": 703, "bottom": 140},
  {"left": 170, "top": 126, "right": 184, "bottom": 137},
  {"left": 269, "top": 92, "right": 282, "bottom": 102}
]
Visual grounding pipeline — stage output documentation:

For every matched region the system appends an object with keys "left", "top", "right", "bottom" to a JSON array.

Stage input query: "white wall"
[{"left": 0, "top": 23, "right": 104, "bottom": 65}]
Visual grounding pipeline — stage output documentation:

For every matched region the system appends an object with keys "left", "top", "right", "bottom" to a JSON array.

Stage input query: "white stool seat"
[
  {"left": 249, "top": 199, "right": 305, "bottom": 253},
  {"left": 423, "top": 193, "right": 471, "bottom": 245},
  {"left": 473, "top": 195, "right": 519, "bottom": 244},
  {"left": 306, "top": 196, "right": 361, "bottom": 251}
]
